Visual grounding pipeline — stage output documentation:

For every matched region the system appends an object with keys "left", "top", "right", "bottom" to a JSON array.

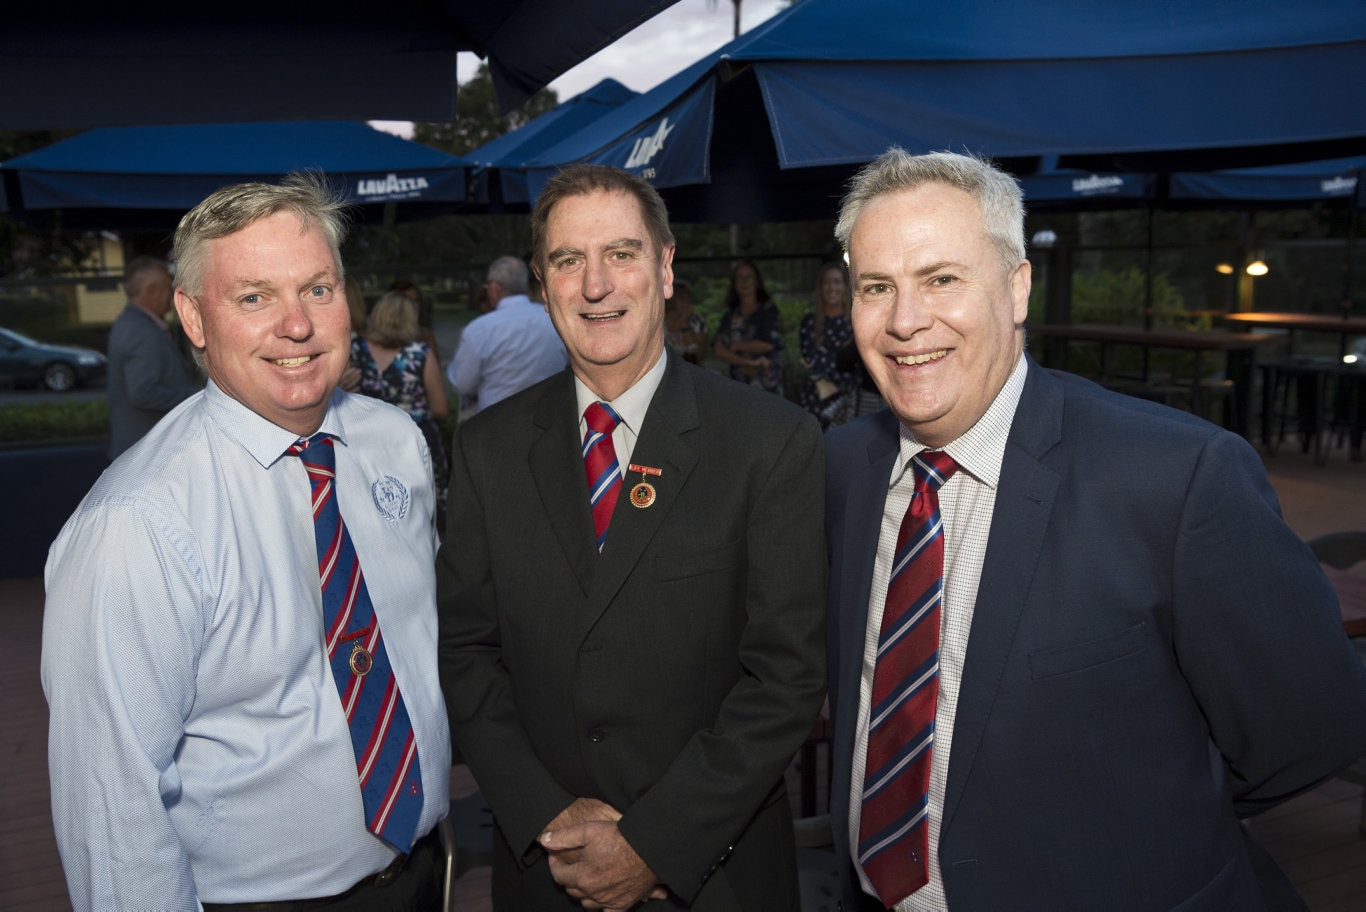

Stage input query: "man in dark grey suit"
[
  {"left": 106, "top": 256, "right": 200, "bottom": 458},
  {"left": 438, "top": 164, "right": 827, "bottom": 911},
  {"left": 825, "top": 148, "right": 1366, "bottom": 911}
]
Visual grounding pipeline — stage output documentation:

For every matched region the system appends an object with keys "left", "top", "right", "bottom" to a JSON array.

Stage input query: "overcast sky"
[{"left": 372, "top": 0, "right": 788, "bottom": 137}]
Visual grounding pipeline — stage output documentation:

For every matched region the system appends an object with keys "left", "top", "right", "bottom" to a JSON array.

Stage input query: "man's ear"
[{"left": 174, "top": 287, "right": 205, "bottom": 348}]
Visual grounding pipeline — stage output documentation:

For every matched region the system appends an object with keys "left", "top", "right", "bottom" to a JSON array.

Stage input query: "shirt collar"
[
  {"left": 203, "top": 379, "right": 349, "bottom": 469},
  {"left": 891, "top": 352, "right": 1027, "bottom": 490},
  {"left": 573, "top": 347, "right": 668, "bottom": 436}
]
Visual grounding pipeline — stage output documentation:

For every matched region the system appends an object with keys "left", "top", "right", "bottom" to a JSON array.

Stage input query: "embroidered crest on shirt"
[{"left": 371, "top": 475, "right": 409, "bottom": 522}]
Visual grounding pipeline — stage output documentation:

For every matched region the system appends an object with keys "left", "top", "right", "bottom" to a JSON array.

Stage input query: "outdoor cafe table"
[
  {"left": 1222, "top": 312, "right": 1366, "bottom": 360},
  {"left": 1031, "top": 323, "right": 1286, "bottom": 438}
]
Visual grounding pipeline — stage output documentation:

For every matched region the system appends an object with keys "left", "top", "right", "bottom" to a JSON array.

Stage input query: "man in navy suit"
[{"left": 824, "top": 148, "right": 1366, "bottom": 911}]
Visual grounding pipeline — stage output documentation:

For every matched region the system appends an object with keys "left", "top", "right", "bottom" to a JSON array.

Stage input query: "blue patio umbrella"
[
  {"left": 1, "top": 121, "right": 472, "bottom": 232},
  {"left": 466, "top": 79, "right": 639, "bottom": 211},
  {"left": 1, "top": 1, "right": 682, "bottom": 126},
  {"left": 517, "top": 0, "right": 1366, "bottom": 223}
]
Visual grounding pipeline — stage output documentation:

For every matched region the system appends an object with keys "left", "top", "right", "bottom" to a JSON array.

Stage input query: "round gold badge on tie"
[
  {"left": 349, "top": 642, "right": 374, "bottom": 677},
  {"left": 630, "top": 481, "right": 656, "bottom": 508}
]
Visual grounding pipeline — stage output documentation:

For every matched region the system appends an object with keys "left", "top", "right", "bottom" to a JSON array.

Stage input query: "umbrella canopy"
[
  {"left": 518, "top": 0, "right": 1366, "bottom": 222},
  {"left": 467, "top": 78, "right": 639, "bottom": 210},
  {"left": 1, "top": 121, "right": 471, "bottom": 232},
  {"left": 1, "top": 0, "right": 681, "bottom": 127},
  {"left": 1170, "top": 157, "right": 1365, "bottom": 208}
]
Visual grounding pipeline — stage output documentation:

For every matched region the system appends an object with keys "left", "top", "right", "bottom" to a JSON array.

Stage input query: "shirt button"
[{"left": 589, "top": 727, "right": 605, "bottom": 742}]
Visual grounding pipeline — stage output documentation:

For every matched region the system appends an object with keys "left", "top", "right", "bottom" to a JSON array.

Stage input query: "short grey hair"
[
  {"left": 835, "top": 148, "right": 1026, "bottom": 273},
  {"left": 122, "top": 255, "right": 169, "bottom": 298},
  {"left": 486, "top": 255, "right": 529, "bottom": 295},
  {"left": 173, "top": 172, "right": 350, "bottom": 298}
]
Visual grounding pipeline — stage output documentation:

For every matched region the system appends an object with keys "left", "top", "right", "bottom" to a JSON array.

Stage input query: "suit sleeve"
[
  {"left": 436, "top": 426, "right": 578, "bottom": 862},
  {"left": 1170, "top": 430, "right": 1366, "bottom": 815},
  {"left": 616, "top": 412, "right": 828, "bottom": 902}
]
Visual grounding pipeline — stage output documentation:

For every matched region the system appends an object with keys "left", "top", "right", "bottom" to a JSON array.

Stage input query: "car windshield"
[{"left": 0, "top": 327, "right": 40, "bottom": 346}]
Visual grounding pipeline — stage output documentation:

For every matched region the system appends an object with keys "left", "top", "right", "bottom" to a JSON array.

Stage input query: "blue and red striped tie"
[
  {"left": 582, "top": 402, "right": 622, "bottom": 548},
  {"left": 859, "top": 450, "right": 958, "bottom": 907},
  {"left": 290, "top": 434, "right": 423, "bottom": 853}
]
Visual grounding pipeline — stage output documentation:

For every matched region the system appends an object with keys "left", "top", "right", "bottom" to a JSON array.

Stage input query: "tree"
[{"left": 412, "top": 63, "right": 558, "bottom": 157}]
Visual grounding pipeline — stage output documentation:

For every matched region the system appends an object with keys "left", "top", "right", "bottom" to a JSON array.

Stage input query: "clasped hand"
[{"left": 541, "top": 798, "right": 668, "bottom": 911}]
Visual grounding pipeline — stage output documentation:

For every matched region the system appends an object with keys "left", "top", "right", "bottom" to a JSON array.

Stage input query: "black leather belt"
[{"left": 201, "top": 825, "right": 441, "bottom": 911}]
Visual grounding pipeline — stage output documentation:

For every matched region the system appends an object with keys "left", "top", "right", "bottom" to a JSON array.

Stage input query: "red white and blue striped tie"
[
  {"left": 290, "top": 434, "right": 423, "bottom": 853},
  {"left": 582, "top": 402, "right": 622, "bottom": 548},
  {"left": 859, "top": 450, "right": 958, "bottom": 907}
]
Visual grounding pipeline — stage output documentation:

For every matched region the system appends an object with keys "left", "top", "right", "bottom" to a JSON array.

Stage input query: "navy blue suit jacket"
[{"left": 826, "top": 358, "right": 1366, "bottom": 910}]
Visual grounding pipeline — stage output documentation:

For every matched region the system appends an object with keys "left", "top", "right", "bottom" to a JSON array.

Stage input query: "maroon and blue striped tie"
[
  {"left": 290, "top": 434, "right": 424, "bottom": 853},
  {"left": 859, "top": 450, "right": 958, "bottom": 906},
  {"left": 583, "top": 402, "right": 622, "bottom": 548}
]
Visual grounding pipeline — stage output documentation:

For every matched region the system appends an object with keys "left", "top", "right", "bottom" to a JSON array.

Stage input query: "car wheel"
[{"left": 44, "top": 362, "right": 77, "bottom": 392}]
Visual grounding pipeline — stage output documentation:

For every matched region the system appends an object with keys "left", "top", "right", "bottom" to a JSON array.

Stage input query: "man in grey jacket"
[{"left": 106, "top": 256, "right": 201, "bottom": 458}]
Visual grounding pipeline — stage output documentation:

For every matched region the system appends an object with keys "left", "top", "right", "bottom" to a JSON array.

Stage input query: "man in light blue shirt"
[
  {"left": 42, "top": 175, "right": 450, "bottom": 911},
  {"left": 446, "top": 254, "right": 568, "bottom": 414}
]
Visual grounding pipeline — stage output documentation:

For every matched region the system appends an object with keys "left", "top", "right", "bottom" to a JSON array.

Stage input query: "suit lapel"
[
  {"left": 529, "top": 374, "right": 599, "bottom": 597},
  {"left": 941, "top": 360, "right": 1063, "bottom": 831},
  {"left": 579, "top": 354, "right": 700, "bottom": 640}
]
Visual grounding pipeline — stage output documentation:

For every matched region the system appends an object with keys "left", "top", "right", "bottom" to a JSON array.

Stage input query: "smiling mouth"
[
  {"left": 894, "top": 350, "right": 948, "bottom": 366},
  {"left": 582, "top": 311, "right": 625, "bottom": 321},
  {"left": 273, "top": 356, "right": 314, "bottom": 367}
]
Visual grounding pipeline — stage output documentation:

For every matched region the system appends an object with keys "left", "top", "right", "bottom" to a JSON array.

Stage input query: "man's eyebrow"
[
  {"left": 546, "top": 245, "right": 586, "bottom": 262},
  {"left": 604, "top": 238, "right": 645, "bottom": 252}
]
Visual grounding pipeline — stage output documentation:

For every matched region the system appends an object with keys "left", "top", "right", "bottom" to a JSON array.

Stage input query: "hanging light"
[
  {"left": 1246, "top": 257, "right": 1269, "bottom": 277},
  {"left": 1214, "top": 263, "right": 1235, "bottom": 275}
]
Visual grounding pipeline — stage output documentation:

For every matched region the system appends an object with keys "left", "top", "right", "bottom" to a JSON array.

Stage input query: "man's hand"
[{"left": 541, "top": 820, "right": 666, "bottom": 910}]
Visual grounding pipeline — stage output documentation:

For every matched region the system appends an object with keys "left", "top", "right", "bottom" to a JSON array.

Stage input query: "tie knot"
[
  {"left": 584, "top": 401, "right": 621, "bottom": 436},
  {"left": 289, "top": 433, "right": 335, "bottom": 468},
  {"left": 911, "top": 450, "right": 958, "bottom": 493}
]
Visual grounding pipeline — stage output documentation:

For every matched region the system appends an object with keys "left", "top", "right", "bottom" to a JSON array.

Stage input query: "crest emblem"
[{"left": 371, "top": 475, "right": 409, "bottom": 522}]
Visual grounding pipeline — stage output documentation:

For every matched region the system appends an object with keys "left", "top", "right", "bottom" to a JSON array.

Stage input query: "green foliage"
[
  {"left": 0, "top": 399, "right": 108, "bottom": 446},
  {"left": 412, "top": 64, "right": 558, "bottom": 157},
  {"left": 1070, "top": 266, "right": 1186, "bottom": 326}
]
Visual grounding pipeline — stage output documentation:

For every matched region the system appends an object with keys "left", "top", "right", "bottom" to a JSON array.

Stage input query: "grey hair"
[
  {"left": 173, "top": 172, "right": 350, "bottom": 298},
  {"left": 835, "top": 148, "right": 1026, "bottom": 273},
  {"left": 122, "top": 255, "right": 169, "bottom": 298},
  {"left": 486, "top": 255, "right": 530, "bottom": 295}
]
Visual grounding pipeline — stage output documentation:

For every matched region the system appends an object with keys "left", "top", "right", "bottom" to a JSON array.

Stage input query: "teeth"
[
  {"left": 275, "top": 356, "right": 312, "bottom": 367},
  {"left": 583, "top": 311, "right": 625, "bottom": 321},
  {"left": 895, "top": 350, "right": 948, "bottom": 366}
]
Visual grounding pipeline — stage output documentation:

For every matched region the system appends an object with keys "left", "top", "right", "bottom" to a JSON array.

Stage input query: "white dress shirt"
[
  {"left": 573, "top": 346, "right": 669, "bottom": 481},
  {"left": 42, "top": 381, "right": 451, "bottom": 909},
  {"left": 849, "top": 354, "right": 1026, "bottom": 910}
]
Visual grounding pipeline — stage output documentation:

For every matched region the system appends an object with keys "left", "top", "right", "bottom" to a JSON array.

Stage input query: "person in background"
[
  {"left": 824, "top": 147, "right": 1366, "bottom": 911},
  {"left": 389, "top": 278, "right": 442, "bottom": 362},
  {"left": 438, "top": 164, "right": 826, "bottom": 911},
  {"left": 713, "top": 259, "right": 785, "bottom": 394},
  {"left": 339, "top": 274, "right": 367, "bottom": 393},
  {"left": 352, "top": 290, "right": 451, "bottom": 532},
  {"left": 664, "top": 278, "right": 708, "bottom": 365},
  {"left": 799, "top": 262, "right": 858, "bottom": 429},
  {"left": 445, "top": 254, "right": 567, "bottom": 415},
  {"left": 105, "top": 255, "right": 201, "bottom": 459},
  {"left": 43, "top": 174, "right": 450, "bottom": 911}
]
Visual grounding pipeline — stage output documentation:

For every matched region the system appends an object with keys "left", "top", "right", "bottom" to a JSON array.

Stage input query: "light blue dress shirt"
[
  {"left": 42, "top": 381, "right": 451, "bottom": 910},
  {"left": 446, "top": 293, "right": 568, "bottom": 412}
]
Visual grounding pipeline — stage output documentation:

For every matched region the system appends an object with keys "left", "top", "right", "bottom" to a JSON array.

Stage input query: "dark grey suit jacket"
[
  {"left": 106, "top": 304, "right": 200, "bottom": 459},
  {"left": 826, "top": 358, "right": 1366, "bottom": 911},
  {"left": 438, "top": 351, "right": 827, "bottom": 910}
]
